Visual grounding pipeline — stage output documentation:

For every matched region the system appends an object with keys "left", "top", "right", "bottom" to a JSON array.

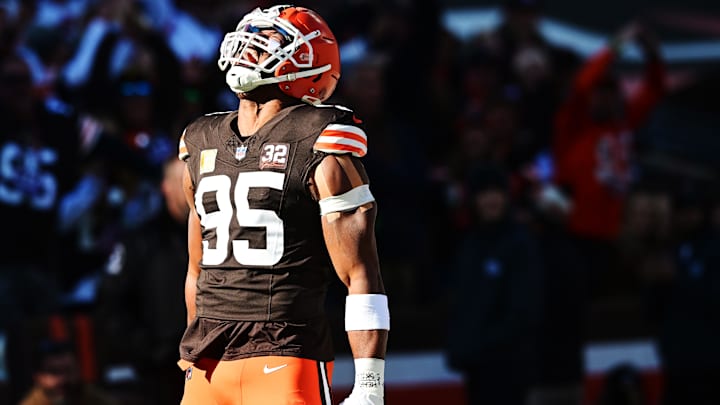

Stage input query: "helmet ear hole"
[
  {"left": 276, "top": 60, "right": 298, "bottom": 97},
  {"left": 276, "top": 60, "right": 295, "bottom": 74}
]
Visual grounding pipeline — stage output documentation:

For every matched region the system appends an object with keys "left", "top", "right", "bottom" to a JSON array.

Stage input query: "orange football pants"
[{"left": 179, "top": 356, "right": 334, "bottom": 405}]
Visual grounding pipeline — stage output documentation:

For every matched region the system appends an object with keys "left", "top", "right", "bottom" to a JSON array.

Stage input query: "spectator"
[
  {"left": 481, "top": 0, "right": 549, "bottom": 63},
  {"left": 19, "top": 339, "right": 118, "bottom": 405},
  {"left": 93, "top": 157, "right": 188, "bottom": 404},
  {"left": 526, "top": 175, "right": 585, "bottom": 405},
  {"left": 658, "top": 187, "right": 720, "bottom": 405},
  {"left": 552, "top": 22, "right": 665, "bottom": 298},
  {"left": 0, "top": 53, "right": 80, "bottom": 321},
  {"left": 61, "top": 0, "right": 182, "bottom": 123},
  {"left": 111, "top": 69, "right": 175, "bottom": 172},
  {"left": 368, "top": 0, "right": 447, "bottom": 122},
  {"left": 445, "top": 164, "right": 543, "bottom": 405},
  {"left": 618, "top": 183, "right": 674, "bottom": 323},
  {"left": 473, "top": 0, "right": 581, "bottom": 158},
  {"left": 57, "top": 67, "right": 173, "bottom": 284},
  {"left": 595, "top": 363, "right": 648, "bottom": 405},
  {"left": 456, "top": 48, "right": 503, "bottom": 119},
  {"left": 0, "top": 1, "right": 47, "bottom": 89}
]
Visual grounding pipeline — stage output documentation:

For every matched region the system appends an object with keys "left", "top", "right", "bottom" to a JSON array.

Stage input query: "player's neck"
[
  {"left": 236, "top": 84, "right": 301, "bottom": 136},
  {"left": 236, "top": 98, "right": 286, "bottom": 136}
]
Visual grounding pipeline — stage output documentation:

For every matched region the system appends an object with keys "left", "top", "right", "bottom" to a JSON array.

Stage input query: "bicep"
[
  {"left": 313, "top": 154, "right": 369, "bottom": 197},
  {"left": 313, "top": 155, "right": 383, "bottom": 294}
]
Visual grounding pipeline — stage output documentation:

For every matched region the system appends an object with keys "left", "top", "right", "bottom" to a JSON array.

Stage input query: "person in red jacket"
[{"left": 553, "top": 22, "right": 665, "bottom": 295}]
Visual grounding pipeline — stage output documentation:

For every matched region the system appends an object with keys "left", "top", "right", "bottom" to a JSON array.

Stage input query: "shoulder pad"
[{"left": 313, "top": 123, "right": 367, "bottom": 157}]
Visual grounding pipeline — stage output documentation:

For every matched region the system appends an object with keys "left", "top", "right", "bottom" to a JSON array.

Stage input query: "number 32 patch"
[{"left": 260, "top": 143, "right": 289, "bottom": 170}]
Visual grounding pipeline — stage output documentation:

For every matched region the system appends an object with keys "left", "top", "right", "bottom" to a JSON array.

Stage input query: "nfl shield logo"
[{"left": 235, "top": 145, "right": 248, "bottom": 161}]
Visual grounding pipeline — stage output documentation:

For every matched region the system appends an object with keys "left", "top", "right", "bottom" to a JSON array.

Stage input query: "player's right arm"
[
  {"left": 310, "top": 113, "right": 389, "bottom": 404},
  {"left": 183, "top": 160, "right": 202, "bottom": 325},
  {"left": 313, "top": 155, "right": 388, "bottom": 405}
]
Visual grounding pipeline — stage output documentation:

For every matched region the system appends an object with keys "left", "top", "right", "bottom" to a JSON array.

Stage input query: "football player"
[{"left": 176, "top": 5, "right": 389, "bottom": 405}]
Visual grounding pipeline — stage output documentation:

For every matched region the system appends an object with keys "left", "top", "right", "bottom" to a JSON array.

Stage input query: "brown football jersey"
[{"left": 178, "top": 103, "right": 367, "bottom": 362}]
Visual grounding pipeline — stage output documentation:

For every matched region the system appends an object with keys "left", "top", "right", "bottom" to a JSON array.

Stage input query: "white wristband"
[
  {"left": 345, "top": 294, "right": 390, "bottom": 331},
  {"left": 352, "top": 358, "right": 385, "bottom": 397}
]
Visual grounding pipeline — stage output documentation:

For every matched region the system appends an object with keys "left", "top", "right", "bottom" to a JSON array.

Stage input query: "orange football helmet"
[{"left": 218, "top": 5, "right": 341, "bottom": 104}]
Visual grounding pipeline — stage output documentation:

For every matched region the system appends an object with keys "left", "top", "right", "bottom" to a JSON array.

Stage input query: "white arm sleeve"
[{"left": 319, "top": 184, "right": 374, "bottom": 216}]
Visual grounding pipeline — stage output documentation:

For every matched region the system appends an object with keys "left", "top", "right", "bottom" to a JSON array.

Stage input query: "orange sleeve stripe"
[
  {"left": 314, "top": 142, "right": 366, "bottom": 157},
  {"left": 318, "top": 129, "right": 368, "bottom": 146}
]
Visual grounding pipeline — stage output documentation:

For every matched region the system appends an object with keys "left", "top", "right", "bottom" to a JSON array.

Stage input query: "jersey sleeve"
[
  {"left": 178, "top": 128, "right": 190, "bottom": 161},
  {"left": 176, "top": 118, "right": 206, "bottom": 188},
  {"left": 313, "top": 110, "right": 368, "bottom": 157},
  {"left": 177, "top": 118, "right": 205, "bottom": 162}
]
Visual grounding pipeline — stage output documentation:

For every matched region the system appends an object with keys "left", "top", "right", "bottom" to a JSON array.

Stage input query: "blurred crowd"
[{"left": 1, "top": 0, "right": 719, "bottom": 404}]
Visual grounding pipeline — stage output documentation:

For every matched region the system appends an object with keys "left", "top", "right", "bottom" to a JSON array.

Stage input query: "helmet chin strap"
[{"left": 226, "top": 64, "right": 332, "bottom": 94}]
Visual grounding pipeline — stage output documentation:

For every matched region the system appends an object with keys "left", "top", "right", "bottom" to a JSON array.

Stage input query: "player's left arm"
[
  {"left": 183, "top": 163, "right": 202, "bottom": 325},
  {"left": 312, "top": 154, "right": 389, "bottom": 403}
]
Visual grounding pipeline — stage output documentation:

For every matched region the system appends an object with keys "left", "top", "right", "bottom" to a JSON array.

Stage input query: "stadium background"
[{"left": 1, "top": 0, "right": 719, "bottom": 404}]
